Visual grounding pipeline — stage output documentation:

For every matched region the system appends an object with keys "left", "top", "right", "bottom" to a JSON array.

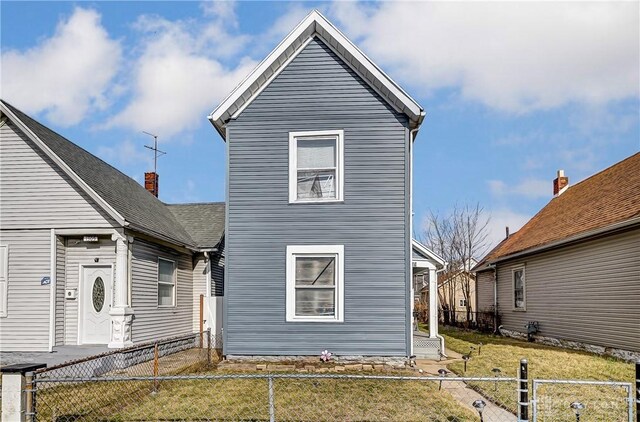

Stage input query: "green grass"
[
  {"left": 36, "top": 372, "right": 480, "bottom": 421},
  {"left": 438, "top": 326, "right": 635, "bottom": 421}
]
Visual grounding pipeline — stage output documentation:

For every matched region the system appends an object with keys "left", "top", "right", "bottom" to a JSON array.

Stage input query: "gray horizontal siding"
[
  {"left": 476, "top": 270, "right": 495, "bottom": 312},
  {"left": 130, "top": 239, "right": 194, "bottom": 343},
  {"left": 0, "top": 230, "right": 51, "bottom": 351},
  {"left": 211, "top": 238, "right": 225, "bottom": 297},
  {"left": 193, "top": 254, "right": 207, "bottom": 333},
  {"left": 225, "top": 37, "right": 409, "bottom": 356},
  {"left": 0, "top": 121, "right": 115, "bottom": 229},
  {"left": 497, "top": 228, "right": 640, "bottom": 352},
  {"left": 64, "top": 236, "right": 116, "bottom": 345}
]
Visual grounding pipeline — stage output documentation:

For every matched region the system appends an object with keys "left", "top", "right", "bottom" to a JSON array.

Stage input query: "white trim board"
[{"left": 208, "top": 10, "right": 424, "bottom": 138}]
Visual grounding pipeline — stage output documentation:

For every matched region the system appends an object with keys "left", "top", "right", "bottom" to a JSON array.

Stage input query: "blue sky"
[{"left": 2, "top": 1, "right": 638, "bottom": 250}]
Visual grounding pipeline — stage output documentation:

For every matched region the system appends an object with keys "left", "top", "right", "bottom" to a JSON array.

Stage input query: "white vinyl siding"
[
  {"left": 0, "top": 230, "right": 51, "bottom": 351},
  {"left": 130, "top": 240, "right": 193, "bottom": 343},
  {"left": 158, "top": 258, "right": 176, "bottom": 307},
  {"left": 0, "top": 121, "right": 115, "bottom": 229},
  {"left": 0, "top": 245, "right": 8, "bottom": 317},
  {"left": 286, "top": 245, "right": 344, "bottom": 322},
  {"left": 289, "top": 130, "right": 344, "bottom": 203}
]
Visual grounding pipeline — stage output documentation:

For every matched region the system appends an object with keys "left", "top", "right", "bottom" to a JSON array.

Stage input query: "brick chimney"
[
  {"left": 145, "top": 172, "right": 159, "bottom": 197},
  {"left": 553, "top": 169, "right": 568, "bottom": 196}
]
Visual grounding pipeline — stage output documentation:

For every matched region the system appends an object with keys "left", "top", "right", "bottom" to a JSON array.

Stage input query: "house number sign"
[{"left": 41, "top": 276, "right": 51, "bottom": 286}]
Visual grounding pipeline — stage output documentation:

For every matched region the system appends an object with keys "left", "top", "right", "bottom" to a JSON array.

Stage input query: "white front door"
[{"left": 81, "top": 266, "right": 112, "bottom": 344}]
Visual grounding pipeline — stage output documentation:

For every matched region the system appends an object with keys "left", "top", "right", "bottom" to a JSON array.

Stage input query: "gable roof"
[
  {"left": 471, "top": 233, "right": 516, "bottom": 272},
  {"left": 208, "top": 10, "right": 424, "bottom": 139},
  {"left": 168, "top": 202, "right": 225, "bottom": 249},
  {"left": 489, "top": 153, "right": 640, "bottom": 262},
  {"left": 1, "top": 100, "right": 196, "bottom": 248}
]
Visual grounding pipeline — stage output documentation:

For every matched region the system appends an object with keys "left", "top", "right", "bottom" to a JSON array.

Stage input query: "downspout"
[{"left": 435, "top": 266, "right": 448, "bottom": 358}]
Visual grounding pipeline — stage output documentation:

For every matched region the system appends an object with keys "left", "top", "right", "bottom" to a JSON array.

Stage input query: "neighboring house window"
[
  {"left": 0, "top": 245, "right": 7, "bottom": 317},
  {"left": 289, "top": 130, "right": 344, "bottom": 203},
  {"left": 513, "top": 268, "right": 526, "bottom": 310},
  {"left": 157, "top": 258, "right": 176, "bottom": 307},
  {"left": 459, "top": 299, "right": 467, "bottom": 307},
  {"left": 286, "top": 245, "right": 344, "bottom": 322}
]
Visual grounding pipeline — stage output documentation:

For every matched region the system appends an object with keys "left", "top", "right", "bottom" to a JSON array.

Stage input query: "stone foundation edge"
[{"left": 499, "top": 328, "right": 640, "bottom": 362}]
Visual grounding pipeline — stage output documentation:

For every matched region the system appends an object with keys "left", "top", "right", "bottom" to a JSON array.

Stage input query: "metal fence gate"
[{"left": 532, "top": 379, "right": 635, "bottom": 422}]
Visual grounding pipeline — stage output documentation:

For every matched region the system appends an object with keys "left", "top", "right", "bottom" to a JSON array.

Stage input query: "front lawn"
[{"left": 438, "top": 326, "right": 635, "bottom": 421}]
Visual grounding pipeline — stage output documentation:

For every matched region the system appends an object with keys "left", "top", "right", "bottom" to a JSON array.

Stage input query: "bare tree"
[{"left": 424, "top": 203, "right": 490, "bottom": 325}]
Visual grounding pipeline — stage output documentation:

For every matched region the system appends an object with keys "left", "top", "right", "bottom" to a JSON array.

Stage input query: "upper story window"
[
  {"left": 513, "top": 267, "right": 526, "bottom": 310},
  {"left": 289, "top": 130, "right": 344, "bottom": 203},
  {"left": 158, "top": 258, "right": 176, "bottom": 307}
]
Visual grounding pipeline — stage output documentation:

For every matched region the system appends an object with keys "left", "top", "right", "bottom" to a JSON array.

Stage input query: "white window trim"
[
  {"left": 286, "top": 245, "right": 344, "bottom": 322},
  {"left": 0, "top": 245, "right": 8, "bottom": 318},
  {"left": 157, "top": 257, "right": 177, "bottom": 308},
  {"left": 512, "top": 266, "right": 526, "bottom": 311},
  {"left": 289, "top": 130, "right": 344, "bottom": 204}
]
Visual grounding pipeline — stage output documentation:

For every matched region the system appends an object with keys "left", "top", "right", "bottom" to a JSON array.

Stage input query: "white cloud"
[
  {"left": 488, "top": 178, "right": 550, "bottom": 199},
  {"left": 106, "top": 6, "right": 257, "bottom": 138},
  {"left": 330, "top": 2, "right": 639, "bottom": 113},
  {"left": 484, "top": 208, "right": 531, "bottom": 253},
  {"left": 1, "top": 8, "right": 121, "bottom": 125},
  {"left": 97, "top": 140, "right": 152, "bottom": 168}
]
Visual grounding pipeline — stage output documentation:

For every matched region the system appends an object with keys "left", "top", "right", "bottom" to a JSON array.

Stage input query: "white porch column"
[
  {"left": 108, "top": 234, "right": 133, "bottom": 348},
  {"left": 429, "top": 267, "right": 438, "bottom": 338}
]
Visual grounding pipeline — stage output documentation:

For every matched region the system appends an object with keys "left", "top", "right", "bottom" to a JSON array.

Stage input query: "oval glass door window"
[{"left": 92, "top": 277, "right": 105, "bottom": 312}]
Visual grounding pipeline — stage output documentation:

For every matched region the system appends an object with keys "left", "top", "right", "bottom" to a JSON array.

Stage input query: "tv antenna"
[{"left": 142, "top": 131, "right": 166, "bottom": 174}]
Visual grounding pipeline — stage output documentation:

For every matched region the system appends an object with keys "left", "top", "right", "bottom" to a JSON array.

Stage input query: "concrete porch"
[{"left": 0, "top": 345, "right": 108, "bottom": 368}]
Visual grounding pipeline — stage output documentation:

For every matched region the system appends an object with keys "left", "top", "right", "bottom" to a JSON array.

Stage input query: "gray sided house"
[
  {"left": 209, "top": 10, "right": 437, "bottom": 358},
  {"left": 0, "top": 101, "right": 225, "bottom": 352},
  {"left": 474, "top": 154, "right": 640, "bottom": 360}
]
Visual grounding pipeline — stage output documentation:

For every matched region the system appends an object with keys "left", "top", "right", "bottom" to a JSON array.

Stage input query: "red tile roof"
[{"left": 490, "top": 152, "right": 640, "bottom": 261}]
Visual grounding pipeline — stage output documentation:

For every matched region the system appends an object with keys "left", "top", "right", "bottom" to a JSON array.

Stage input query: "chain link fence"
[
  {"left": 31, "top": 373, "right": 519, "bottom": 421},
  {"left": 533, "top": 379, "right": 634, "bottom": 422},
  {"left": 32, "top": 330, "right": 221, "bottom": 382}
]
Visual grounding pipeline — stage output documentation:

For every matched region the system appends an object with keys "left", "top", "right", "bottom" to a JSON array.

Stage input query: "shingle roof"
[
  {"left": 168, "top": 203, "right": 225, "bottom": 249},
  {"left": 489, "top": 153, "right": 640, "bottom": 261},
  {"left": 2, "top": 100, "right": 196, "bottom": 247},
  {"left": 471, "top": 234, "right": 516, "bottom": 272}
]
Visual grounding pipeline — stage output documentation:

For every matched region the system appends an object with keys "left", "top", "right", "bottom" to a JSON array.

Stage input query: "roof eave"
[
  {"left": 491, "top": 216, "right": 640, "bottom": 264},
  {"left": 208, "top": 10, "right": 424, "bottom": 141}
]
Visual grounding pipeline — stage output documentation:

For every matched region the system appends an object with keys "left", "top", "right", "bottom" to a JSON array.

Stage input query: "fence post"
[
  {"left": 153, "top": 343, "right": 159, "bottom": 393},
  {"left": 268, "top": 375, "right": 275, "bottom": 422},
  {"left": 207, "top": 327, "right": 212, "bottom": 366},
  {"left": 635, "top": 361, "right": 639, "bottom": 422},
  {"left": 518, "top": 359, "right": 529, "bottom": 422},
  {"left": 1, "top": 363, "right": 45, "bottom": 422}
]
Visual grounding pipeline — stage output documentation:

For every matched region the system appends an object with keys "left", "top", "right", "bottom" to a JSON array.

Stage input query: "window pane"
[
  {"left": 296, "top": 256, "right": 335, "bottom": 286},
  {"left": 159, "top": 260, "right": 174, "bottom": 283},
  {"left": 297, "top": 170, "right": 336, "bottom": 199},
  {"left": 297, "top": 138, "right": 336, "bottom": 169},
  {"left": 158, "top": 283, "right": 174, "bottom": 306},
  {"left": 295, "top": 288, "right": 335, "bottom": 316}
]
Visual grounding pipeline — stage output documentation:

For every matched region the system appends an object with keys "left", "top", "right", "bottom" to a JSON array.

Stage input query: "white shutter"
[{"left": 0, "top": 246, "right": 7, "bottom": 317}]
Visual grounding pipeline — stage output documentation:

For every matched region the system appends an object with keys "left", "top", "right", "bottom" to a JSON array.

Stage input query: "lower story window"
[
  {"left": 513, "top": 267, "right": 526, "bottom": 310},
  {"left": 286, "top": 245, "right": 344, "bottom": 322},
  {"left": 158, "top": 258, "right": 176, "bottom": 307}
]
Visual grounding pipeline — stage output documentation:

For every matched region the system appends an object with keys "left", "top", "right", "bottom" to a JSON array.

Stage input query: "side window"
[
  {"left": 0, "top": 245, "right": 7, "bottom": 317},
  {"left": 513, "top": 268, "right": 526, "bottom": 310},
  {"left": 158, "top": 258, "right": 176, "bottom": 307},
  {"left": 289, "top": 130, "right": 344, "bottom": 203}
]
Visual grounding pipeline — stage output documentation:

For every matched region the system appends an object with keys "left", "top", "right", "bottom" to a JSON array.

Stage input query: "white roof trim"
[
  {"left": 208, "top": 10, "right": 424, "bottom": 138},
  {"left": 1, "top": 103, "right": 127, "bottom": 226},
  {"left": 412, "top": 239, "right": 446, "bottom": 268}
]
